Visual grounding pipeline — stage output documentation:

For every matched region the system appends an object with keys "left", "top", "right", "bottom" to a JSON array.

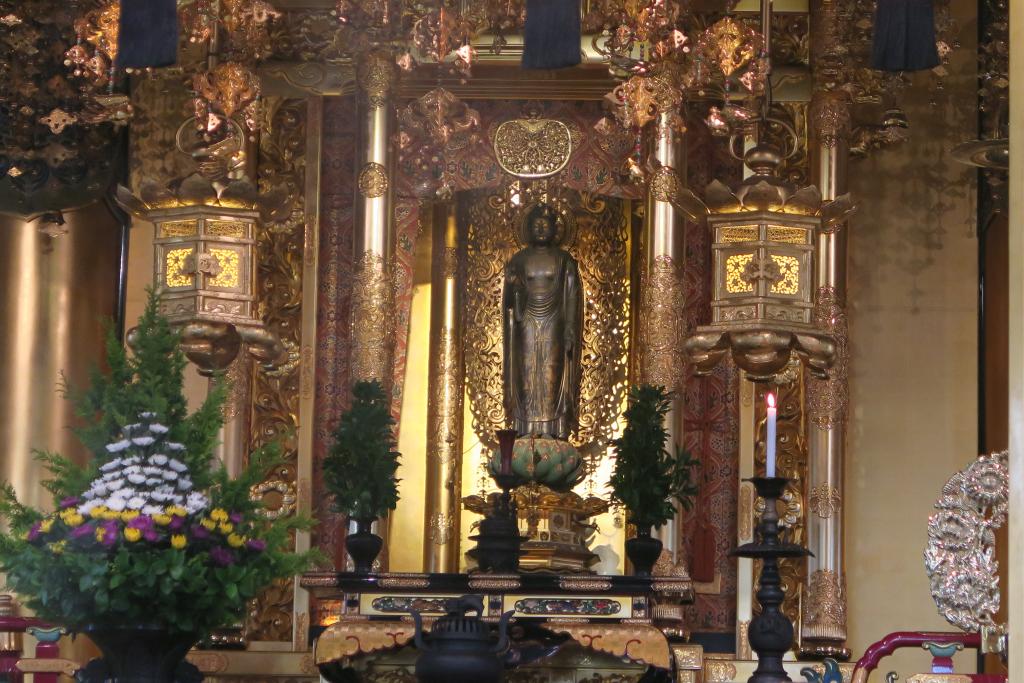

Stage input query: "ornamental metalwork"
[{"left": 924, "top": 451, "right": 1008, "bottom": 633}]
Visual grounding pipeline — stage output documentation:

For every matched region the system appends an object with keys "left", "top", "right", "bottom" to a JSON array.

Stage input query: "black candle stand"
[
  {"left": 466, "top": 471, "right": 527, "bottom": 573},
  {"left": 731, "top": 477, "right": 812, "bottom": 683}
]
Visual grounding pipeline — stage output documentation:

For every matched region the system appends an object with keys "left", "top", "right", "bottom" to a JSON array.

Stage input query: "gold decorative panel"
[
  {"left": 166, "top": 248, "right": 195, "bottom": 288},
  {"left": 720, "top": 225, "right": 759, "bottom": 243},
  {"left": 769, "top": 255, "right": 800, "bottom": 295},
  {"left": 162, "top": 220, "right": 198, "bottom": 238},
  {"left": 462, "top": 189, "right": 630, "bottom": 459},
  {"left": 209, "top": 248, "right": 241, "bottom": 288},
  {"left": 493, "top": 119, "right": 574, "bottom": 179},
  {"left": 766, "top": 226, "right": 809, "bottom": 244},
  {"left": 725, "top": 254, "right": 755, "bottom": 293},
  {"left": 207, "top": 220, "right": 248, "bottom": 238}
]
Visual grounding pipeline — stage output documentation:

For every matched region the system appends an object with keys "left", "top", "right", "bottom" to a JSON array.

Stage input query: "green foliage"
[
  {"left": 0, "top": 288, "right": 319, "bottom": 637},
  {"left": 609, "top": 384, "right": 700, "bottom": 529},
  {"left": 323, "top": 380, "right": 401, "bottom": 521},
  {"left": 66, "top": 288, "right": 225, "bottom": 492}
]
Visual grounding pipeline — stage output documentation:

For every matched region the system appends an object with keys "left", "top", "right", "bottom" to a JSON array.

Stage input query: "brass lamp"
[{"left": 681, "top": 141, "right": 854, "bottom": 381}]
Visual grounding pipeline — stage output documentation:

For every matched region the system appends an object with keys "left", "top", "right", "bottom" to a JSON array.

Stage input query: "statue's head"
[{"left": 525, "top": 204, "right": 559, "bottom": 246}]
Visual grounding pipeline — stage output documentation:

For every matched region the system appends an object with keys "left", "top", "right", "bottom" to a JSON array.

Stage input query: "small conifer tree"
[{"left": 323, "top": 380, "right": 401, "bottom": 522}]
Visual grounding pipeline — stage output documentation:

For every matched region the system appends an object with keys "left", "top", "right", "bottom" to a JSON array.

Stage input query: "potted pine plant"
[
  {"left": 0, "top": 290, "right": 316, "bottom": 683},
  {"left": 323, "top": 380, "right": 401, "bottom": 573},
  {"left": 609, "top": 384, "right": 699, "bottom": 576}
]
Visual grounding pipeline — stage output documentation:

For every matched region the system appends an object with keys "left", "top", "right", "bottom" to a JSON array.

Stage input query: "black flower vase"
[
  {"left": 80, "top": 624, "right": 201, "bottom": 683},
  {"left": 625, "top": 525, "right": 663, "bottom": 577},
  {"left": 346, "top": 517, "right": 383, "bottom": 573}
]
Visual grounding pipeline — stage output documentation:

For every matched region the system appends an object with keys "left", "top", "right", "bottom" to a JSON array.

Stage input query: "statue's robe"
[{"left": 502, "top": 246, "right": 582, "bottom": 440}]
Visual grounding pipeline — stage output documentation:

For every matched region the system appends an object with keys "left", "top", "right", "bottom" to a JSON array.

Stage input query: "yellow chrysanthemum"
[
  {"left": 60, "top": 510, "right": 85, "bottom": 527},
  {"left": 200, "top": 518, "right": 217, "bottom": 531},
  {"left": 39, "top": 518, "right": 54, "bottom": 533},
  {"left": 166, "top": 505, "right": 187, "bottom": 517},
  {"left": 18, "top": 531, "right": 28, "bottom": 541},
  {"left": 120, "top": 510, "right": 140, "bottom": 522},
  {"left": 89, "top": 506, "right": 108, "bottom": 520},
  {"left": 94, "top": 527, "right": 106, "bottom": 543},
  {"left": 218, "top": 522, "right": 234, "bottom": 535},
  {"left": 102, "top": 510, "right": 120, "bottom": 521},
  {"left": 227, "top": 533, "right": 245, "bottom": 548},
  {"left": 171, "top": 534, "right": 187, "bottom": 550},
  {"left": 210, "top": 509, "right": 229, "bottom": 522},
  {"left": 124, "top": 527, "right": 142, "bottom": 542},
  {"left": 152, "top": 514, "right": 172, "bottom": 526},
  {"left": 49, "top": 541, "right": 67, "bottom": 554}
]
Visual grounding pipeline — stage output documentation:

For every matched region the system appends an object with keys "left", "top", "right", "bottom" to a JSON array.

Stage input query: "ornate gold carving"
[
  {"left": 810, "top": 92, "right": 852, "bottom": 149},
  {"left": 427, "top": 511, "right": 453, "bottom": 545},
  {"left": 809, "top": 483, "right": 842, "bottom": 519},
  {"left": 493, "top": 119, "right": 573, "bottom": 179},
  {"left": 905, "top": 676, "right": 972, "bottom": 683},
  {"left": 467, "top": 575, "right": 521, "bottom": 591},
  {"left": 677, "top": 671, "right": 697, "bottom": 683},
  {"left": 358, "top": 162, "right": 389, "bottom": 198},
  {"left": 186, "top": 652, "right": 229, "bottom": 673},
  {"left": 803, "top": 570, "right": 847, "bottom": 640},
  {"left": 462, "top": 190, "right": 629, "bottom": 458},
  {"left": 207, "top": 220, "right": 248, "bottom": 238},
  {"left": 209, "top": 248, "right": 241, "bottom": 288},
  {"left": 541, "top": 622, "right": 671, "bottom": 670},
  {"left": 351, "top": 250, "right": 393, "bottom": 382},
  {"left": 357, "top": 52, "right": 396, "bottom": 109},
  {"left": 559, "top": 578, "right": 613, "bottom": 592},
  {"left": 378, "top": 574, "right": 430, "bottom": 590},
  {"left": 738, "top": 480, "right": 755, "bottom": 543},
  {"left": 166, "top": 248, "right": 196, "bottom": 288},
  {"left": 314, "top": 620, "right": 415, "bottom": 664},
  {"left": 162, "top": 220, "right": 199, "bottom": 237},
  {"left": 808, "top": 286, "right": 849, "bottom": 429},
  {"left": 672, "top": 645, "right": 702, "bottom": 669},
  {"left": 737, "top": 620, "right": 751, "bottom": 659},
  {"left": 251, "top": 479, "right": 298, "bottom": 520},
  {"left": 705, "top": 660, "right": 738, "bottom": 683},
  {"left": 638, "top": 255, "right": 685, "bottom": 391},
  {"left": 246, "top": 97, "right": 308, "bottom": 642}
]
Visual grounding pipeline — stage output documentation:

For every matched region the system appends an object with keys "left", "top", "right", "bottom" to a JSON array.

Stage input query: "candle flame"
[{"left": 766, "top": 392, "right": 776, "bottom": 409}]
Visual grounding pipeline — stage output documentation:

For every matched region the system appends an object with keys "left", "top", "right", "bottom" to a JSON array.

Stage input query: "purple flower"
[
  {"left": 143, "top": 529, "right": 159, "bottom": 542},
  {"left": 128, "top": 516, "right": 154, "bottom": 531},
  {"left": 98, "top": 521, "right": 119, "bottom": 547},
  {"left": 190, "top": 524, "right": 210, "bottom": 540},
  {"left": 59, "top": 496, "right": 81, "bottom": 510},
  {"left": 229, "top": 512, "right": 243, "bottom": 524},
  {"left": 209, "top": 546, "right": 235, "bottom": 567},
  {"left": 168, "top": 516, "right": 185, "bottom": 532},
  {"left": 69, "top": 525, "right": 93, "bottom": 541},
  {"left": 26, "top": 522, "right": 41, "bottom": 542},
  {"left": 246, "top": 538, "right": 267, "bottom": 552}
]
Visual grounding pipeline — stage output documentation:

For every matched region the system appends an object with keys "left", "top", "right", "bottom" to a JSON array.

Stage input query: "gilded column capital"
[
  {"left": 357, "top": 51, "right": 397, "bottom": 109},
  {"left": 802, "top": 569, "right": 848, "bottom": 641},
  {"left": 810, "top": 91, "right": 852, "bottom": 149}
]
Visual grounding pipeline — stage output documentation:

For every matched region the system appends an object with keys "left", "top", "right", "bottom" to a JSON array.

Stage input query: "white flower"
[
  {"left": 107, "top": 497, "right": 127, "bottom": 512},
  {"left": 162, "top": 470, "right": 178, "bottom": 481},
  {"left": 151, "top": 491, "right": 170, "bottom": 502},
  {"left": 127, "top": 473, "right": 146, "bottom": 485},
  {"left": 149, "top": 454, "right": 168, "bottom": 466},
  {"left": 127, "top": 496, "right": 146, "bottom": 510},
  {"left": 177, "top": 478, "right": 192, "bottom": 491},
  {"left": 168, "top": 459, "right": 188, "bottom": 473},
  {"left": 99, "top": 458, "right": 122, "bottom": 472},
  {"left": 105, "top": 439, "right": 132, "bottom": 454},
  {"left": 165, "top": 442, "right": 186, "bottom": 452},
  {"left": 148, "top": 423, "right": 169, "bottom": 435},
  {"left": 131, "top": 436, "right": 155, "bottom": 447},
  {"left": 122, "top": 456, "right": 141, "bottom": 466},
  {"left": 139, "top": 411, "right": 156, "bottom": 419},
  {"left": 186, "top": 492, "right": 208, "bottom": 514},
  {"left": 91, "top": 483, "right": 108, "bottom": 497},
  {"left": 124, "top": 423, "right": 142, "bottom": 433},
  {"left": 142, "top": 505, "right": 162, "bottom": 516},
  {"left": 145, "top": 478, "right": 162, "bottom": 487},
  {"left": 78, "top": 499, "right": 102, "bottom": 515}
]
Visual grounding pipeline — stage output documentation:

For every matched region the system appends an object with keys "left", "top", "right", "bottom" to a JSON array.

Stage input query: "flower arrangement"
[{"left": 0, "top": 290, "right": 316, "bottom": 637}]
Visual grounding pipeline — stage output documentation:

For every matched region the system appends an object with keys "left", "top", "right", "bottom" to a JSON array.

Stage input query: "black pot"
[
  {"left": 412, "top": 596, "right": 512, "bottom": 683},
  {"left": 80, "top": 624, "right": 201, "bottom": 683},
  {"left": 346, "top": 518, "right": 383, "bottom": 573},
  {"left": 625, "top": 526, "right": 663, "bottom": 577}
]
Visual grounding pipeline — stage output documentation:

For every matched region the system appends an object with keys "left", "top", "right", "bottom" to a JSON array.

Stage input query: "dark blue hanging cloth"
[
  {"left": 871, "top": 0, "right": 940, "bottom": 72},
  {"left": 522, "top": 0, "right": 581, "bottom": 70},
  {"left": 118, "top": 0, "right": 179, "bottom": 69}
]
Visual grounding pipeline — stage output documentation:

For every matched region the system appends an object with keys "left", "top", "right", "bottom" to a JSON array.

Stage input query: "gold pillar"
[
  {"left": 212, "top": 356, "right": 252, "bottom": 478},
  {"left": 0, "top": 203, "right": 123, "bottom": 511},
  {"left": 640, "top": 112, "right": 687, "bottom": 557},
  {"left": 351, "top": 50, "right": 397, "bottom": 386},
  {"left": 422, "top": 203, "right": 465, "bottom": 573},
  {"left": 801, "top": 89, "right": 851, "bottom": 659}
]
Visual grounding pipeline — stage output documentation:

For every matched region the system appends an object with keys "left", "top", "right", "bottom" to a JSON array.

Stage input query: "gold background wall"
[{"left": 846, "top": 0, "right": 979, "bottom": 673}]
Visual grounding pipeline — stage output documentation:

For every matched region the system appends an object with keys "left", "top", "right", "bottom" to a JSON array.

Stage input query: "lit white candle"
[{"left": 766, "top": 392, "right": 777, "bottom": 477}]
